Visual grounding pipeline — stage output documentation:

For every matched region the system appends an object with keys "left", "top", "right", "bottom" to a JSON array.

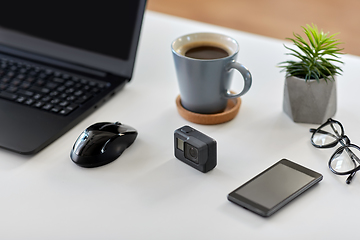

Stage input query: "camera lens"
[
  {"left": 189, "top": 147, "right": 198, "bottom": 158},
  {"left": 184, "top": 143, "right": 199, "bottom": 163}
]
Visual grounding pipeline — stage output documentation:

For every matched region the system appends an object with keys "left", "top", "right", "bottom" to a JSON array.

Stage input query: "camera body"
[{"left": 174, "top": 125, "right": 217, "bottom": 173}]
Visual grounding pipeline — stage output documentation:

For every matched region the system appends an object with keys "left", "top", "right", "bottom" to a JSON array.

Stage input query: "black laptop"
[{"left": 0, "top": 0, "right": 147, "bottom": 154}]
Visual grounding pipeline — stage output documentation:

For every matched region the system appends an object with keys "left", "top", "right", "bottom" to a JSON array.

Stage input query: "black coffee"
[{"left": 185, "top": 46, "right": 229, "bottom": 59}]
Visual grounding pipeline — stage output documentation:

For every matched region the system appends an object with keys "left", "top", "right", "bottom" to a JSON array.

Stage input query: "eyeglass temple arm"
[
  {"left": 331, "top": 147, "right": 358, "bottom": 184},
  {"left": 343, "top": 147, "right": 360, "bottom": 184},
  {"left": 309, "top": 128, "right": 317, "bottom": 133},
  {"left": 346, "top": 171, "right": 356, "bottom": 184}
]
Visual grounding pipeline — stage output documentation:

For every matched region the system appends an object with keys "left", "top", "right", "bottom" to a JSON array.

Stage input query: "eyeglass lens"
[
  {"left": 312, "top": 122, "right": 343, "bottom": 147},
  {"left": 330, "top": 146, "right": 360, "bottom": 174}
]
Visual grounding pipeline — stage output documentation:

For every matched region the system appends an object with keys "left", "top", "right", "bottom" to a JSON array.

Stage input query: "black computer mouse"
[{"left": 70, "top": 122, "right": 138, "bottom": 168}]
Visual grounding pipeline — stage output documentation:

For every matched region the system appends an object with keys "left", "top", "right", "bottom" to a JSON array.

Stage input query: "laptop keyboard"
[{"left": 0, "top": 58, "right": 110, "bottom": 115}]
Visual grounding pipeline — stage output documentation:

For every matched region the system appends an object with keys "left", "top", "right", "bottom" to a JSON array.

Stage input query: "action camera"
[{"left": 174, "top": 125, "right": 217, "bottom": 173}]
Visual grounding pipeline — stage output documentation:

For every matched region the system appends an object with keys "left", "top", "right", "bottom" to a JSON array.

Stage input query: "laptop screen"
[{"left": 0, "top": 1, "right": 146, "bottom": 78}]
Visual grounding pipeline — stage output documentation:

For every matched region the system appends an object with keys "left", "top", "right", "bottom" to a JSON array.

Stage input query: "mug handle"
[{"left": 223, "top": 61, "right": 252, "bottom": 99}]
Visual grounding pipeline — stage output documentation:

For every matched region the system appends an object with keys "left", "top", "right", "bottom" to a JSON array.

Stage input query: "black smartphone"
[{"left": 227, "top": 159, "right": 323, "bottom": 217}]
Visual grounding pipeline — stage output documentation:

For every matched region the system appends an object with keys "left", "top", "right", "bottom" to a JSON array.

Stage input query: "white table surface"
[{"left": 1, "top": 11, "right": 359, "bottom": 240}]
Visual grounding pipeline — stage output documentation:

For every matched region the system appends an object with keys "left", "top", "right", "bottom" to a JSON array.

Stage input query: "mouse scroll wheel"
[{"left": 114, "top": 121, "right": 121, "bottom": 125}]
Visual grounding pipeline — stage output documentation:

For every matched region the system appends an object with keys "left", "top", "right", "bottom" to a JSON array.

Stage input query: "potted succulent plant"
[{"left": 279, "top": 24, "right": 344, "bottom": 124}]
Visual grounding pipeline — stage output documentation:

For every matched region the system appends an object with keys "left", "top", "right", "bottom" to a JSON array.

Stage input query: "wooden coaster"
[{"left": 175, "top": 95, "right": 241, "bottom": 125}]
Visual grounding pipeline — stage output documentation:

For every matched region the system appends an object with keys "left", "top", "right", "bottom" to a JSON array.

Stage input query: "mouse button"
[
  {"left": 87, "top": 122, "right": 112, "bottom": 131},
  {"left": 99, "top": 124, "right": 121, "bottom": 134},
  {"left": 121, "top": 130, "right": 138, "bottom": 144},
  {"left": 117, "top": 124, "right": 137, "bottom": 134},
  {"left": 104, "top": 131, "right": 137, "bottom": 153},
  {"left": 101, "top": 135, "right": 126, "bottom": 154},
  {"left": 74, "top": 131, "right": 114, "bottom": 157}
]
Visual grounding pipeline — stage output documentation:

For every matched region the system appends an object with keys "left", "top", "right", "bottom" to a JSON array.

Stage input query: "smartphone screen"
[{"left": 227, "top": 159, "right": 323, "bottom": 217}]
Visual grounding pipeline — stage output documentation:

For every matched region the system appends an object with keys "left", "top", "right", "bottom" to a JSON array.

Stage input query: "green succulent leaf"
[{"left": 279, "top": 23, "right": 344, "bottom": 82}]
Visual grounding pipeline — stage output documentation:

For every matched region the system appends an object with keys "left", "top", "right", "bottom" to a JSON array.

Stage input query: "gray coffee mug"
[{"left": 172, "top": 32, "right": 252, "bottom": 114}]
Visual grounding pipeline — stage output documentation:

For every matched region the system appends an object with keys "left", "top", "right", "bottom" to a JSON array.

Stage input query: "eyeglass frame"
[{"left": 310, "top": 118, "right": 360, "bottom": 184}]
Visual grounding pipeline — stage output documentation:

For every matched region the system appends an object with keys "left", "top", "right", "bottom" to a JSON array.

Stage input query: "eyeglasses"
[{"left": 310, "top": 118, "right": 360, "bottom": 184}]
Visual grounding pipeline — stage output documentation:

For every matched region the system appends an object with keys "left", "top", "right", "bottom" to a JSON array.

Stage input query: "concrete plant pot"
[{"left": 283, "top": 75, "right": 337, "bottom": 124}]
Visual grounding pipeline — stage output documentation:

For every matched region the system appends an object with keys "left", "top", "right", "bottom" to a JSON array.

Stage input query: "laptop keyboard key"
[
  {"left": 35, "top": 79, "right": 45, "bottom": 86},
  {"left": 50, "top": 98, "right": 60, "bottom": 104},
  {"left": 17, "top": 89, "right": 34, "bottom": 97},
  {"left": 0, "top": 83, "right": 7, "bottom": 90},
  {"left": 57, "top": 86, "right": 66, "bottom": 92},
  {"left": 59, "top": 101, "right": 69, "bottom": 107},
  {"left": 16, "top": 96, "right": 26, "bottom": 103},
  {"left": 49, "top": 91, "right": 59, "bottom": 97},
  {"left": 0, "top": 91, "right": 17, "bottom": 100},
  {"left": 75, "top": 94, "right": 93, "bottom": 104},
  {"left": 66, "top": 95, "right": 76, "bottom": 101},
  {"left": 34, "top": 101, "right": 44, "bottom": 108},
  {"left": 51, "top": 107, "right": 61, "bottom": 113},
  {"left": 29, "top": 86, "right": 50, "bottom": 94},
  {"left": 45, "top": 82, "right": 58, "bottom": 89},
  {"left": 7, "top": 86, "right": 18, "bottom": 92},
  {"left": 7, "top": 71, "right": 15, "bottom": 78},
  {"left": 59, "top": 108, "right": 71, "bottom": 115},
  {"left": 59, "top": 93, "right": 67, "bottom": 99},
  {"left": 25, "top": 99, "right": 34, "bottom": 105},
  {"left": 33, "top": 93, "right": 42, "bottom": 100},
  {"left": 20, "top": 82, "right": 31, "bottom": 89},
  {"left": 12, "top": 79, "right": 22, "bottom": 86},
  {"left": 74, "top": 90, "right": 83, "bottom": 96},
  {"left": 41, "top": 96, "right": 51, "bottom": 102},
  {"left": 42, "top": 103, "right": 53, "bottom": 110},
  {"left": 26, "top": 77, "right": 36, "bottom": 83},
  {"left": 1, "top": 77, "right": 11, "bottom": 83}
]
